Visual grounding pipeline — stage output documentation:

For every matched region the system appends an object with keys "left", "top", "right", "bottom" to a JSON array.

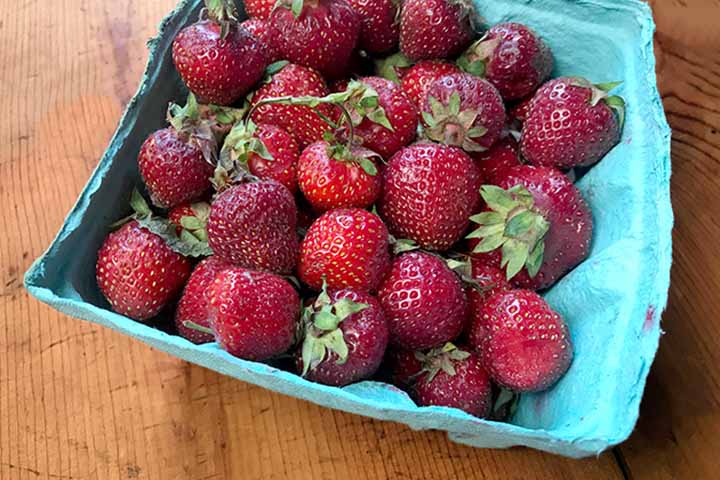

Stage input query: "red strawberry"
[
  {"left": 297, "top": 287, "right": 388, "bottom": 386},
  {"left": 470, "top": 289, "right": 573, "bottom": 392},
  {"left": 268, "top": 0, "right": 360, "bottom": 79},
  {"left": 168, "top": 201, "right": 211, "bottom": 243},
  {"left": 467, "top": 165, "right": 592, "bottom": 290},
  {"left": 520, "top": 77, "right": 625, "bottom": 169},
  {"left": 299, "top": 208, "right": 391, "bottom": 292},
  {"left": 250, "top": 63, "right": 333, "bottom": 148},
  {"left": 297, "top": 141, "right": 382, "bottom": 212},
  {"left": 379, "top": 143, "right": 481, "bottom": 251},
  {"left": 422, "top": 73, "right": 506, "bottom": 152},
  {"left": 172, "top": 1, "right": 267, "bottom": 105},
  {"left": 241, "top": 18, "right": 282, "bottom": 63},
  {"left": 244, "top": 0, "right": 276, "bottom": 20},
  {"left": 138, "top": 96, "right": 216, "bottom": 209},
  {"left": 384, "top": 348, "right": 423, "bottom": 388},
  {"left": 343, "top": 77, "right": 418, "bottom": 159},
  {"left": 207, "top": 267, "right": 300, "bottom": 361},
  {"left": 220, "top": 121, "right": 299, "bottom": 194},
  {"left": 413, "top": 343, "right": 492, "bottom": 418},
  {"left": 473, "top": 136, "right": 523, "bottom": 184},
  {"left": 175, "top": 256, "right": 230, "bottom": 344},
  {"left": 96, "top": 221, "right": 192, "bottom": 321},
  {"left": 399, "top": 60, "right": 461, "bottom": 108},
  {"left": 458, "top": 23, "right": 553, "bottom": 101},
  {"left": 347, "top": 0, "right": 400, "bottom": 54},
  {"left": 378, "top": 252, "right": 468, "bottom": 350},
  {"left": 399, "top": 0, "right": 478, "bottom": 61},
  {"left": 207, "top": 181, "right": 299, "bottom": 274},
  {"left": 509, "top": 95, "right": 534, "bottom": 124}
]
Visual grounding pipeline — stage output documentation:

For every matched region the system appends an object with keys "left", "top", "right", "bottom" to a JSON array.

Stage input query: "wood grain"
[{"left": 0, "top": 0, "right": 715, "bottom": 478}]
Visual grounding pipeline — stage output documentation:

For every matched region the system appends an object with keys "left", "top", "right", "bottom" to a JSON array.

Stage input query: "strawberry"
[
  {"left": 422, "top": 73, "right": 505, "bottom": 152},
  {"left": 509, "top": 95, "right": 534, "bottom": 125},
  {"left": 207, "top": 180, "right": 299, "bottom": 275},
  {"left": 379, "top": 143, "right": 481, "bottom": 251},
  {"left": 399, "top": 0, "right": 478, "bottom": 61},
  {"left": 172, "top": 0, "right": 267, "bottom": 105},
  {"left": 220, "top": 121, "right": 300, "bottom": 194},
  {"left": 399, "top": 60, "right": 461, "bottom": 108},
  {"left": 473, "top": 136, "right": 523, "bottom": 184},
  {"left": 469, "top": 289, "right": 573, "bottom": 392},
  {"left": 241, "top": 18, "right": 282, "bottom": 63},
  {"left": 297, "top": 140, "right": 382, "bottom": 212},
  {"left": 168, "top": 201, "right": 211, "bottom": 244},
  {"left": 96, "top": 221, "right": 192, "bottom": 321},
  {"left": 467, "top": 165, "right": 592, "bottom": 290},
  {"left": 174, "top": 256, "right": 230, "bottom": 344},
  {"left": 378, "top": 252, "right": 468, "bottom": 350},
  {"left": 299, "top": 208, "right": 391, "bottom": 292},
  {"left": 244, "top": 0, "right": 276, "bottom": 20},
  {"left": 250, "top": 63, "right": 333, "bottom": 149},
  {"left": 347, "top": 0, "right": 400, "bottom": 54},
  {"left": 458, "top": 23, "right": 553, "bottom": 101},
  {"left": 297, "top": 286, "right": 388, "bottom": 386},
  {"left": 342, "top": 77, "right": 418, "bottom": 159},
  {"left": 384, "top": 348, "right": 423, "bottom": 388},
  {"left": 413, "top": 343, "right": 492, "bottom": 418},
  {"left": 138, "top": 95, "right": 216, "bottom": 209},
  {"left": 205, "top": 267, "right": 300, "bottom": 361},
  {"left": 520, "top": 77, "right": 625, "bottom": 169},
  {"left": 268, "top": 0, "right": 360, "bottom": 79}
]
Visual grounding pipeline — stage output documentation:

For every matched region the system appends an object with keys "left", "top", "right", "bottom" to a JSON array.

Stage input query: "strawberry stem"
[{"left": 183, "top": 321, "right": 214, "bottom": 336}]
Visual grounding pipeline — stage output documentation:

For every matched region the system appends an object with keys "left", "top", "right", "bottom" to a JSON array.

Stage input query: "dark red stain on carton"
[{"left": 643, "top": 305, "right": 656, "bottom": 333}]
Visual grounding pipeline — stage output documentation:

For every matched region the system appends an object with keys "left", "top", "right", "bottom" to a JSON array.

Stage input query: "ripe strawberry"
[
  {"left": 175, "top": 256, "right": 230, "bottom": 344},
  {"left": 297, "top": 141, "right": 382, "bottom": 212},
  {"left": 378, "top": 252, "right": 468, "bottom": 350},
  {"left": 473, "top": 136, "right": 523, "bottom": 184},
  {"left": 347, "top": 0, "right": 400, "bottom": 54},
  {"left": 379, "top": 143, "right": 481, "bottom": 251},
  {"left": 343, "top": 77, "right": 418, "bottom": 159},
  {"left": 96, "top": 221, "right": 192, "bottom": 321},
  {"left": 520, "top": 77, "right": 625, "bottom": 169},
  {"left": 413, "top": 343, "right": 492, "bottom": 418},
  {"left": 138, "top": 96, "right": 216, "bottom": 209},
  {"left": 268, "top": 0, "right": 360, "bottom": 79},
  {"left": 220, "top": 121, "right": 299, "bottom": 194},
  {"left": 297, "top": 287, "right": 388, "bottom": 386},
  {"left": 470, "top": 289, "right": 573, "bottom": 392},
  {"left": 509, "top": 95, "right": 534, "bottom": 124},
  {"left": 399, "top": 0, "right": 478, "bottom": 61},
  {"left": 299, "top": 208, "right": 391, "bottom": 292},
  {"left": 244, "top": 0, "right": 276, "bottom": 20},
  {"left": 422, "top": 73, "right": 505, "bottom": 152},
  {"left": 206, "top": 267, "right": 300, "bottom": 361},
  {"left": 458, "top": 23, "right": 553, "bottom": 101},
  {"left": 207, "top": 181, "right": 299, "bottom": 274},
  {"left": 399, "top": 60, "right": 461, "bottom": 108},
  {"left": 168, "top": 201, "right": 211, "bottom": 243},
  {"left": 241, "top": 18, "right": 282, "bottom": 63},
  {"left": 467, "top": 165, "right": 592, "bottom": 290},
  {"left": 250, "top": 63, "right": 333, "bottom": 148},
  {"left": 384, "top": 348, "right": 423, "bottom": 388},
  {"left": 172, "top": 0, "right": 267, "bottom": 105}
]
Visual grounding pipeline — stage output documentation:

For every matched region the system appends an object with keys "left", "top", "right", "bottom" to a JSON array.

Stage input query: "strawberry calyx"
[
  {"left": 390, "top": 236, "right": 421, "bottom": 255},
  {"left": 457, "top": 34, "right": 501, "bottom": 77},
  {"left": 449, "top": 0, "right": 485, "bottom": 33},
  {"left": 274, "top": 0, "right": 314, "bottom": 19},
  {"left": 416, "top": 343, "right": 471, "bottom": 384},
  {"left": 324, "top": 132, "right": 381, "bottom": 176},
  {"left": 467, "top": 185, "right": 549, "bottom": 280},
  {"left": 300, "top": 281, "right": 369, "bottom": 376},
  {"left": 214, "top": 120, "right": 274, "bottom": 190},
  {"left": 167, "top": 93, "right": 221, "bottom": 167},
  {"left": 375, "top": 53, "right": 414, "bottom": 84},
  {"left": 444, "top": 254, "right": 500, "bottom": 293},
  {"left": 490, "top": 388, "right": 520, "bottom": 421},
  {"left": 422, "top": 92, "right": 488, "bottom": 152},
  {"left": 203, "top": 0, "right": 239, "bottom": 38},
  {"left": 118, "top": 189, "right": 214, "bottom": 258},
  {"left": 176, "top": 202, "right": 211, "bottom": 243},
  {"left": 572, "top": 78, "right": 627, "bottom": 129}
]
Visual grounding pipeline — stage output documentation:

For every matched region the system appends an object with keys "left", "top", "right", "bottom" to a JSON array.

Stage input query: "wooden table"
[{"left": 1, "top": 0, "right": 717, "bottom": 478}]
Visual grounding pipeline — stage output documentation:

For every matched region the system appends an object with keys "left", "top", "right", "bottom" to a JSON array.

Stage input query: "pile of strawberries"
[{"left": 95, "top": 0, "right": 625, "bottom": 419}]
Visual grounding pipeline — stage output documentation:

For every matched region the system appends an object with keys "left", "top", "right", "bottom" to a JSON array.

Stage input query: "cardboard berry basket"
[{"left": 24, "top": 0, "right": 672, "bottom": 458}]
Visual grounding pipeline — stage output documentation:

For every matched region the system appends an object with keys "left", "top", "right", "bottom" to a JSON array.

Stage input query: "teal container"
[{"left": 24, "top": 0, "right": 672, "bottom": 458}]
